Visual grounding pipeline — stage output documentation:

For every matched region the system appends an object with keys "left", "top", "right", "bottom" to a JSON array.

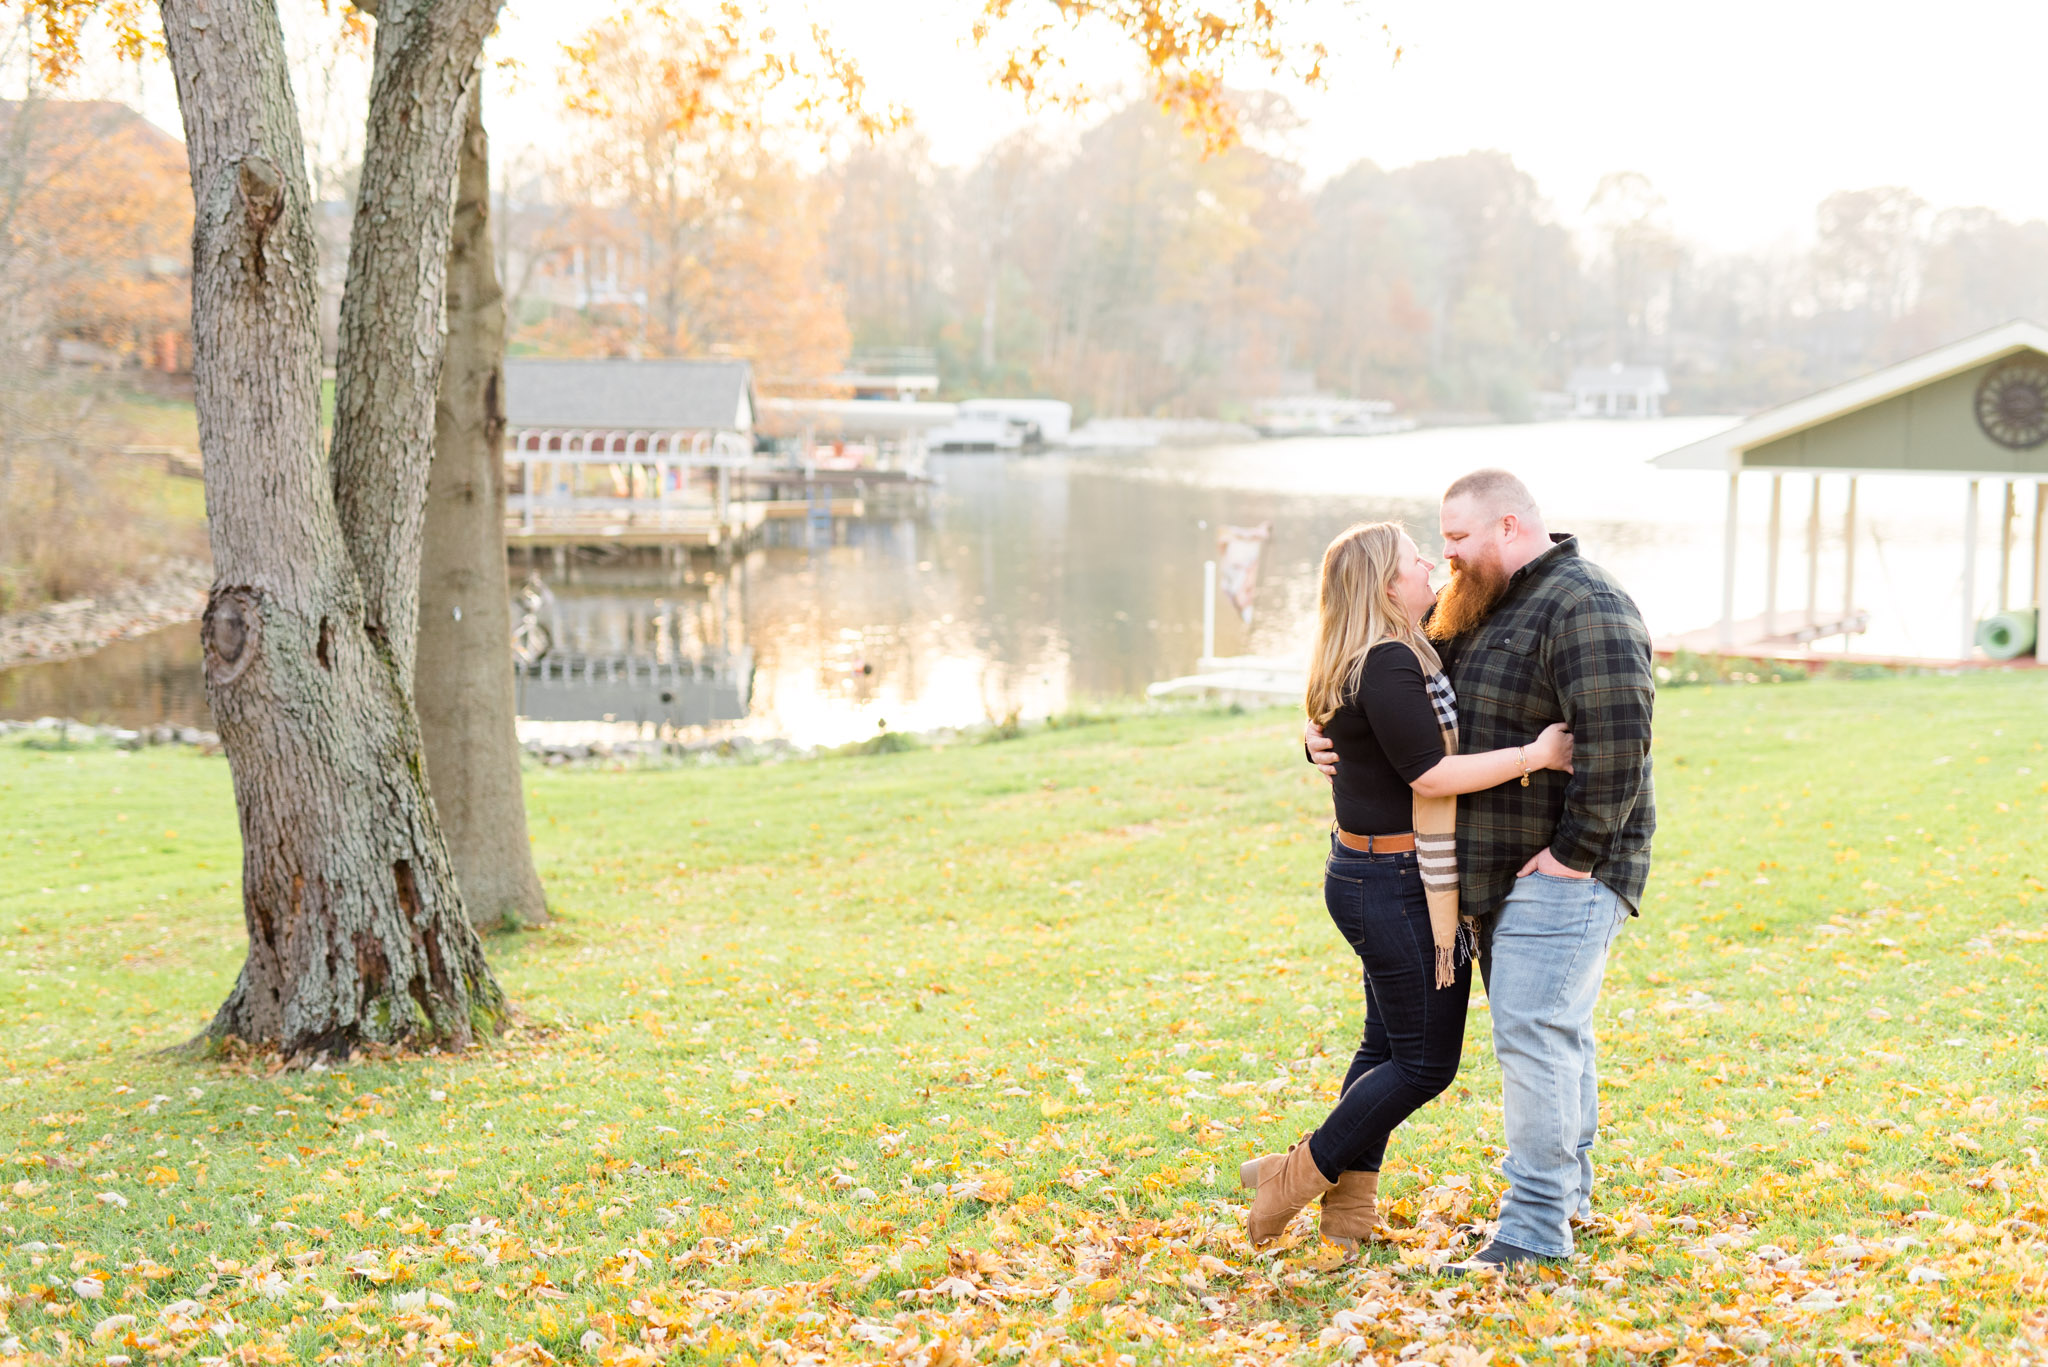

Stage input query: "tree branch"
[{"left": 328, "top": 0, "right": 503, "bottom": 685}]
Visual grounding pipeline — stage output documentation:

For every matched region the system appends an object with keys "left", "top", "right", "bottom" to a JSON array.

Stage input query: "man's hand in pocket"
[{"left": 1517, "top": 848, "right": 1591, "bottom": 879}]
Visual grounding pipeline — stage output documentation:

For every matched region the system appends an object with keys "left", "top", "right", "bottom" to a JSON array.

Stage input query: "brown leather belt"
[{"left": 1335, "top": 829, "right": 1416, "bottom": 854}]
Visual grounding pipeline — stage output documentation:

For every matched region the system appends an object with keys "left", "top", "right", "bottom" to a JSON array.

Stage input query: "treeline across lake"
[
  {"left": 827, "top": 126, "right": 2048, "bottom": 418},
  {"left": 492, "top": 17, "right": 2048, "bottom": 421}
]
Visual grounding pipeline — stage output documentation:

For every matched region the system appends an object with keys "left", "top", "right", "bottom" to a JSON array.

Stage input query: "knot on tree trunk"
[
  {"left": 203, "top": 586, "right": 263, "bottom": 686},
  {"left": 238, "top": 154, "right": 285, "bottom": 233}
]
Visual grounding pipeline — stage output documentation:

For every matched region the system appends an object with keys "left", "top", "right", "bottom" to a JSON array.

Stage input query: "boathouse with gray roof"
[
  {"left": 503, "top": 357, "right": 756, "bottom": 456},
  {"left": 1655, "top": 319, "right": 2048, "bottom": 660},
  {"left": 501, "top": 358, "right": 760, "bottom": 549}
]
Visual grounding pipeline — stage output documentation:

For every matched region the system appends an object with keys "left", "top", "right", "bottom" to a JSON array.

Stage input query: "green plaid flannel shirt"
[{"left": 1440, "top": 535, "right": 1656, "bottom": 918}]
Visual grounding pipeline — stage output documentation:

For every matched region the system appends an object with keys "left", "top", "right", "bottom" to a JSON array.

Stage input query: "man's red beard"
[{"left": 1426, "top": 555, "right": 1510, "bottom": 642}]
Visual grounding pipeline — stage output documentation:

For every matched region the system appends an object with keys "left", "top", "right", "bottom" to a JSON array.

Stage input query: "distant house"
[
  {"left": 1568, "top": 363, "right": 1669, "bottom": 419},
  {"left": 499, "top": 203, "right": 647, "bottom": 316},
  {"left": 503, "top": 358, "right": 757, "bottom": 462},
  {"left": 0, "top": 99, "right": 191, "bottom": 370},
  {"left": 829, "top": 369, "right": 940, "bottom": 402}
]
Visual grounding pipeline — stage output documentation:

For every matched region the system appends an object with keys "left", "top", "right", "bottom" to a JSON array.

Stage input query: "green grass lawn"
[
  {"left": 101, "top": 386, "right": 200, "bottom": 453},
  {"left": 0, "top": 378, "right": 206, "bottom": 614},
  {"left": 97, "top": 382, "right": 206, "bottom": 532},
  {"left": 1, "top": 676, "right": 2045, "bottom": 1365}
]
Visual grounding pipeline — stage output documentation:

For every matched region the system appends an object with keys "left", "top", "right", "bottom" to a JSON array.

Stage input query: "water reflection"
[
  {"left": 729, "top": 460, "right": 1425, "bottom": 745},
  {"left": 511, "top": 570, "right": 753, "bottom": 732},
  {"left": 2, "top": 418, "right": 2014, "bottom": 745},
  {"left": 0, "top": 626, "right": 211, "bottom": 729}
]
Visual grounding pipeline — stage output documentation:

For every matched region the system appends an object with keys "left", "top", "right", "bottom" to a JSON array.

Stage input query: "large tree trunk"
[
  {"left": 161, "top": 0, "right": 507, "bottom": 1057},
  {"left": 417, "top": 84, "right": 549, "bottom": 931}
]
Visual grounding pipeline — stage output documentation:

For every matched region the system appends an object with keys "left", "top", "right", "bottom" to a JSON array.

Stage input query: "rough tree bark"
[
  {"left": 417, "top": 84, "right": 549, "bottom": 930},
  {"left": 160, "top": 0, "right": 508, "bottom": 1056},
  {"left": 331, "top": 0, "right": 501, "bottom": 687}
]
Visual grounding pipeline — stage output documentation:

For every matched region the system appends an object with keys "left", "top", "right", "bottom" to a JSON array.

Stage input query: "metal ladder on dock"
[{"left": 805, "top": 480, "right": 832, "bottom": 545}]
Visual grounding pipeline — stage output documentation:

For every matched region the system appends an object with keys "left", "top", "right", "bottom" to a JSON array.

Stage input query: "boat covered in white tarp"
[
  {"left": 1251, "top": 395, "right": 1415, "bottom": 438},
  {"left": 928, "top": 398, "right": 1074, "bottom": 452}
]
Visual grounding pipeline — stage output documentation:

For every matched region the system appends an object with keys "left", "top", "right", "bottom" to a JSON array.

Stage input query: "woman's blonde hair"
[{"left": 1304, "top": 521, "right": 1441, "bottom": 724}]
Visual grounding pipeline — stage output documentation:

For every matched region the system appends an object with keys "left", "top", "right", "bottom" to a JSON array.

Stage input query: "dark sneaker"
[{"left": 1440, "top": 1240, "right": 1559, "bottom": 1275}]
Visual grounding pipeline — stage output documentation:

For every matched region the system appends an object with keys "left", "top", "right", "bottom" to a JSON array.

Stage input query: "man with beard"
[{"left": 1306, "top": 468, "right": 1655, "bottom": 1271}]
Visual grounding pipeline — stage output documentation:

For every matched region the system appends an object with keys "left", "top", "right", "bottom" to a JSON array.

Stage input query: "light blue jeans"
[{"left": 1477, "top": 871, "right": 1630, "bottom": 1258}]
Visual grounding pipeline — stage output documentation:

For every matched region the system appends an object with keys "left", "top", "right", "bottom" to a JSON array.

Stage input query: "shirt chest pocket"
[
  {"left": 1492, "top": 628, "right": 1540, "bottom": 656},
  {"left": 1483, "top": 627, "right": 1559, "bottom": 719}
]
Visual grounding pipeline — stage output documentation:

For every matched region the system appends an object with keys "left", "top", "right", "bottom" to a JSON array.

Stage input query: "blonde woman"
[{"left": 1241, "top": 522, "right": 1573, "bottom": 1249}]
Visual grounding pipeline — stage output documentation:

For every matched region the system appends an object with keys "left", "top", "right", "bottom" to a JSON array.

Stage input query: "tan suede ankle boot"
[
  {"left": 1318, "top": 1170, "right": 1379, "bottom": 1249},
  {"left": 1239, "top": 1131, "right": 1314, "bottom": 1191},
  {"left": 1245, "top": 1138, "right": 1337, "bottom": 1246},
  {"left": 1237, "top": 1151, "right": 1285, "bottom": 1190}
]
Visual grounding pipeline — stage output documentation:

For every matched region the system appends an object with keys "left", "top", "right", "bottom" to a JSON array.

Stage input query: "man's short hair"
[{"left": 1443, "top": 468, "right": 1538, "bottom": 520}]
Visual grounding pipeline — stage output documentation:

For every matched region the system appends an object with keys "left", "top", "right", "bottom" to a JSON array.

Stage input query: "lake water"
[{"left": 4, "top": 417, "right": 2027, "bottom": 746}]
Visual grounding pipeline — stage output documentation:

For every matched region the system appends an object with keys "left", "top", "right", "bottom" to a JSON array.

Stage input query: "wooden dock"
[
  {"left": 1653, "top": 609, "right": 1871, "bottom": 656},
  {"left": 506, "top": 502, "right": 763, "bottom": 549},
  {"left": 1656, "top": 646, "right": 2041, "bottom": 672},
  {"left": 1654, "top": 609, "right": 2043, "bottom": 670},
  {"left": 503, "top": 496, "right": 865, "bottom": 550},
  {"left": 735, "top": 467, "right": 927, "bottom": 492},
  {"left": 1146, "top": 655, "right": 1305, "bottom": 703},
  {"left": 759, "top": 497, "right": 865, "bottom": 522}
]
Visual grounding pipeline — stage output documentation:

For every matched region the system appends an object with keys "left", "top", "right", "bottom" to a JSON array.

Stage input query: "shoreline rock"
[
  {"left": 5, "top": 718, "right": 1024, "bottom": 767},
  {"left": 0, "top": 558, "right": 212, "bottom": 670},
  {"left": 4, "top": 704, "right": 1176, "bottom": 766},
  {"left": 0, "top": 718, "right": 806, "bottom": 766},
  {"left": 520, "top": 734, "right": 811, "bottom": 767},
  {"left": 0, "top": 716, "right": 221, "bottom": 752}
]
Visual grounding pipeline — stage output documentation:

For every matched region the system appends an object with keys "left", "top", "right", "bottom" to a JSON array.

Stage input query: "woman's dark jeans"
[{"left": 1307, "top": 833, "right": 1472, "bottom": 1181}]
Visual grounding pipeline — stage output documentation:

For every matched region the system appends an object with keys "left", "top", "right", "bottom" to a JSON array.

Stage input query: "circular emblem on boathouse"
[{"left": 1975, "top": 356, "right": 2048, "bottom": 449}]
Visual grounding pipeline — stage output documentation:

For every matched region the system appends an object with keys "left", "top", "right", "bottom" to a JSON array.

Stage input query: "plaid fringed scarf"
[{"left": 1410, "top": 650, "right": 1475, "bottom": 988}]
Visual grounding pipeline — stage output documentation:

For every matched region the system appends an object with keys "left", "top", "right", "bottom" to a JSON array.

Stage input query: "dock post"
[
  {"left": 1202, "top": 560, "right": 1217, "bottom": 662},
  {"left": 1717, "top": 470, "right": 1739, "bottom": 652},
  {"left": 2035, "top": 480, "right": 2048, "bottom": 626},
  {"left": 1805, "top": 476, "right": 1822, "bottom": 631},
  {"left": 721, "top": 567, "right": 735, "bottom": 656},
  {"left": 1841, "top": 477, "right": 1858, "bottom": 653},
  {"left": 1764, "top": 473, "right": 1783, "bottom": 638},
  {"left": 1998, "top": 481, "right": 2015, "bottom": 611},
  {"left": 1961, "top": 479, "right": 1979, "bottom": 658}
]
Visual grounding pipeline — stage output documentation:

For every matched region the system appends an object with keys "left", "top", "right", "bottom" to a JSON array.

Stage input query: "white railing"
[{"left": 505, "top": 427, "right": 747, "bottom": 534}]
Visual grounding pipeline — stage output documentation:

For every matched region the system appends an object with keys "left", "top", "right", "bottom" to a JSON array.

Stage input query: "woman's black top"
[{"left": 1324, "top": 642, "right": 1450, "bottom": 836}]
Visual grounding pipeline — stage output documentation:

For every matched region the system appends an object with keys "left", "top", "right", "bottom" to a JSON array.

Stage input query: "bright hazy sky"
[{"left": 79, "top": 0, "right": 2048, "bottom": 253}]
